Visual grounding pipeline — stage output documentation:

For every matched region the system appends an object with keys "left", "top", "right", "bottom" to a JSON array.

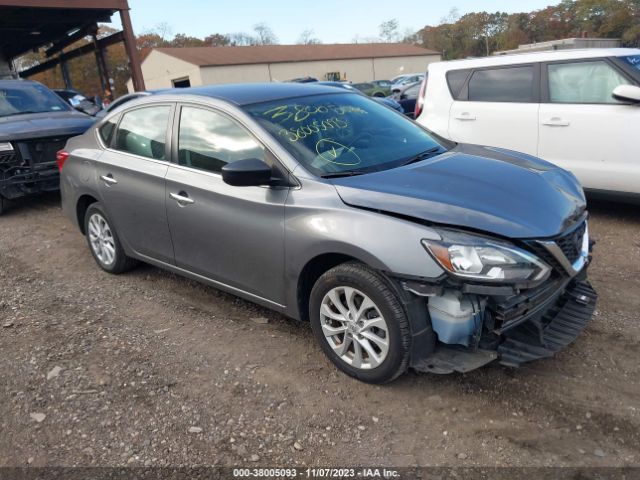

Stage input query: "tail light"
[
  {"left": 56, "top": 150, "right": 70, "bottom": 170},
  {"left": 414, "top": 76, "right": 429, "bottom": 119}
]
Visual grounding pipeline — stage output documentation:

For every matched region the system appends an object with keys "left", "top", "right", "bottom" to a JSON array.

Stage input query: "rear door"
[
  {"left": 448, "top": 64, "right": 540, "bottom": 155},
  {"left": 96, "top": 104, "right": 175, "bottom": 264},
  {"left": 538, "top": 58, "right": 640, "bottom": 193},
  {"left": 165, "top": 104, "right": 288, "bottom": 305}
]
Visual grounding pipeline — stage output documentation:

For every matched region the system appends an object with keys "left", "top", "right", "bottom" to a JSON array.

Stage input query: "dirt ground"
[{"left": 0, "top": 193, "right": 638, "bottom": 468}]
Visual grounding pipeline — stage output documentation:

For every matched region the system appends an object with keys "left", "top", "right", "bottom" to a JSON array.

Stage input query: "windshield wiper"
[
  {"left": 321, "top": 170, "right": 366, "bottom": 179},
  {"left": 400, "top": 146, "right": 444, "bottom": 166}
]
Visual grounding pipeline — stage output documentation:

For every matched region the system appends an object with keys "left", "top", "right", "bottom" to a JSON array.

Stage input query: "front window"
[
  {"left": 244, "top": 93, "right": 447, "bottom": 177},
  {"left": 0, "top": 82, "right": 70, "bottom": 117},
  {"left": 178, "top": 106, "right": 266, "bottom": 174},
  {"left": 620, "top": 55, "right": 640, "bottom": 73},
  {"left": 548, "top": 60, "right": 632, "bottom": 104}
]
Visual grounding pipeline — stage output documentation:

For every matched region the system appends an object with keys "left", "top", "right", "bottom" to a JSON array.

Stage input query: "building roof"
[
  {"left": 153, "top": 43, "right": 440, "bottom": 67},
  {"left": 0, "top": 0, "right": 126, "bottom": 59}
]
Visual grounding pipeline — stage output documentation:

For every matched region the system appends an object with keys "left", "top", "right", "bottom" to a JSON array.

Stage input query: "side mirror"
[
  {"left": 612, "top": 84, "right": 640, "bottom": 104},
  {"left": 222, "top": 158, "right": 273, "bottom": 187}
]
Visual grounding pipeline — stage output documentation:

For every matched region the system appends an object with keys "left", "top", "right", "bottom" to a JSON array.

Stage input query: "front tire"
[
  {"left": 84, "top": 203, "right": 137, "bottom": 274},
  {"left": 0, "top": 195, "right": 5, "bottom": 216},
  {"left": 309, "top": 262, "right": 411, "bottom": 384}
]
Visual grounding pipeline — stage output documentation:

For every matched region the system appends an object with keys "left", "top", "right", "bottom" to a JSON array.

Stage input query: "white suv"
[{"left": 415, "top": 48, "right": 640, "bottom": 198}]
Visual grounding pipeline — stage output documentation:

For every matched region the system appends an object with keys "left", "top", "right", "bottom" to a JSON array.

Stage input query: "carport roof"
[
  {"left": 154, "top": 43, "right": 440, "bottom": 67},
  {"left": 0, "top": 0, "right": 127, "bottom": 59}
]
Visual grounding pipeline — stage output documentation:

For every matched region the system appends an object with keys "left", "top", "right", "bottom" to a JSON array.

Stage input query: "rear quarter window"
[
  {"left": 446, "top": 69, "right": 471, "bottom": 99},
  {"left": 98, "top": 116, "right": 118, "bottom": 146},
  {"left": 468, "top": 65, "right": 535, "bottom": 103}
]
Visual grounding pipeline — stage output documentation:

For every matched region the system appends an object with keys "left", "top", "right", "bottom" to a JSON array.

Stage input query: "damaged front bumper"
[
  {"left": 411, "top": 277, "right": 597, "bottom": 374},
  {"left": 404, "top": 219, "right": 597, "bottom": 374}
]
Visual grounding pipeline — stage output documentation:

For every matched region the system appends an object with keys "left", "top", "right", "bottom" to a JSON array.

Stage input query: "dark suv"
[{"left": 0, "top": 79, "right": 94, "bottom": 214}]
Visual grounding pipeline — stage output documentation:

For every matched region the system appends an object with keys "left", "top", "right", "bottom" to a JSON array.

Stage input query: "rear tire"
[
  {"left": 84, "top": 203, "right": 138, "bottom": 274},
  {"left": 309, "top": 262, "right": 411, "bottom": 384},
  {"left": 0, "top": 195, "right": 5, "bottom": 216}
]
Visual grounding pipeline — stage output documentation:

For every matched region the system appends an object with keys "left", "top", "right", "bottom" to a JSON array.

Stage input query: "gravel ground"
[{"left": 0, "top": 193, "right": 638, "bottom": 468}]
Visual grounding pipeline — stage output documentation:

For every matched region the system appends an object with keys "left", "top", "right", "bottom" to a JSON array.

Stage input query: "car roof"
[
  {"left": 144, "top": 82, "right": 351, "bottom": 106},
  {"left": 430, "top": 48, "right": 640, "bottom": 72}
]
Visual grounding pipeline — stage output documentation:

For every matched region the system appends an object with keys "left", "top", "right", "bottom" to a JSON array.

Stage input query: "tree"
[
  {"left": 227, "top": 32, "right": 258, "bottom": 46},
  {"left": 379, "top": 18, "right": 400, "bottom": 43},
  {"left": 297, "top": 29, "right": 321, "bottom": 45},
  {"left": 204, "top": 33, "right": 230, "bottom": 47},
  {"left": 170, "top": 33, "right": 206, "bottom": 47},
  {"left": 253, "top": 23, "right": 278, "bottom": 45}
]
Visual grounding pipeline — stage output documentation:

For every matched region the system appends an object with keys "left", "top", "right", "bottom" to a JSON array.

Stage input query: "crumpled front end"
[
  {"left": 405, "top": 217, "right": 597, "bottom": 374},
  {"left": 0, "top": 137, "right": 68, "bottom": 200}
]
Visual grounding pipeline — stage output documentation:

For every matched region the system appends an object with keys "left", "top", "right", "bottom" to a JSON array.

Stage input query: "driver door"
[{"left": 165, "top": 104, "right": 289, "bottom": 305}]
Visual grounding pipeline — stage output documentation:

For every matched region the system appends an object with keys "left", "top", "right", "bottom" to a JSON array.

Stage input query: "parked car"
[
  {"left": 350, "top": 82, "right": 390, "bottom": 98},
  {"left": 392, "top": 81, "right": 422, "bottom": 118},
  {"left": 60, "top": 83, "right": 596, "bottom": 383},
  {"left": 371, "top": 80, "right": 392, "bottom": 89},
  {"left": 416, "top": 48, "right": 640, "bottom": 199},
  {"left": 54, "top": 88, "right": 102, "bottom": 116},
  {"left": 314, "top": 81, "right": 403, "bottom": 113},
  {"left": 94, "top": 91, "right": 155, "bottom": 119},
  {"left": 287, "top": 76, "right": 318, "bottom": 83},
  {"left": 0, "top": 79, "right": 94, "bottom": 215},
  {"left": 390, "top": 73, "right": 425, "bottom": 92}
]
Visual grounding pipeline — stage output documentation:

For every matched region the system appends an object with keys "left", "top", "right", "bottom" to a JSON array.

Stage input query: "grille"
[
  {"left": 524, "top": 220, "right": 587, "bottom": 277},
  {"left": 555, "top": 221, "right": 586, "bottom": 264},
  {"left": 0, "top": 151, "right": 17, "bottom": 165},
  {"left": 20, "top": 137, "right": 69, "bottom": 165}
]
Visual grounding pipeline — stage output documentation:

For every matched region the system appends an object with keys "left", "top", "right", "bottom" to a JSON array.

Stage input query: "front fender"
[{"left": 283, "top": 179, "right": 445, "bottom": 319}]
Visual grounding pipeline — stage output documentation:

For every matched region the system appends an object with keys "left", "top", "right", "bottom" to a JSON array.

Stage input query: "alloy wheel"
[
  {"left": 319, "top": 286, "right": 389, "bottom": 369},
  {"left": 88, "top": 213, "right": 116, "bottom": 267}
]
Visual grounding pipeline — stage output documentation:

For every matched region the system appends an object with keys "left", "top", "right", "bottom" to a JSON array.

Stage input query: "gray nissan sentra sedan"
[{"left": 59, "top": 83, "right": 596, "bottom": 383}]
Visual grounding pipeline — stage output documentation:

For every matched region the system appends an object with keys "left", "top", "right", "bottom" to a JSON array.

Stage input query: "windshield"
[
  {"left": 620, "top": 55, "right": 640, "bottom": 73},
  {"left": 0, "top": 83, "right": 70, "bottom": 117},
  {"left": 244, "top": 93, "right": 446, "bottom": 177}
]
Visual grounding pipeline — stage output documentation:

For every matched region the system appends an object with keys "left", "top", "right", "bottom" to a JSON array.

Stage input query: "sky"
[{"left": 109, "top": 0, "right": 558, "bottom": 44}]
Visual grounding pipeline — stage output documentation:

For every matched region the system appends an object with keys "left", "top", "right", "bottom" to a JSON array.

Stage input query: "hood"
[
  {"left": 331, "top": 144, "right": 586, "bottom": 239},
  {"left": 0, "top": 110, "right": 94, "bottom": 142}
]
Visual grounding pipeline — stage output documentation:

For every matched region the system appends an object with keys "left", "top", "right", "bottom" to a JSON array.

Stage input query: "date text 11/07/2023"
[{"left": 232, "top": 467, "right": 401, "bottom": 478}]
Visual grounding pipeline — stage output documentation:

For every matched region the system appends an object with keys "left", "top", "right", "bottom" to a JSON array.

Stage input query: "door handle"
[
  {"left": 454, "top": 113, "right": 476, "bottom": 121},
  {"left": 542, "top": 118, "right": 570, "bottom": 127},
  {"left": 100, "top": 174, "right": 117, "bottom": 185},
  {"left": 170, "top": 192, "right": 195, "bottom": 206}
]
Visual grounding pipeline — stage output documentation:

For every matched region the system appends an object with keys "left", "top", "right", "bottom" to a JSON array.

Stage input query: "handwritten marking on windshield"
[
  {"left": 263, "top": 104, "right": 368, "bottom": 123},
  {"left": 315, "top": 139, "right": 361, "bottom": 166},
  {"left": 278, "top": 117, "right": 349, "bottom": 143}
]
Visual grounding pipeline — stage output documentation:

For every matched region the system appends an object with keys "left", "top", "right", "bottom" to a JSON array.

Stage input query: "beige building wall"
[
  {"left": 200, "top": 64, "right": 271, "bottom": 84},
  {"left": 268, "top": 58, "right": 375, "bottom": 82},
  {"left": 373, "top": 55, "right": 441, "bottom": 79},
  {"left": 129, "top": 52, "right": 443, "bottom": 91},
  {"left": 127, "top": 50, "right": 203, "bottom": 92}
]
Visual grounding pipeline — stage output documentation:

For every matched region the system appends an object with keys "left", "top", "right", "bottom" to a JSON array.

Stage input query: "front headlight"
[{"left": 422, "top": 230, "right": 550, "bottom": 284}]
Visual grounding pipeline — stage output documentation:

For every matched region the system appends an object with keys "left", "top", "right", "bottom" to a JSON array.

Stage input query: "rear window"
[
  {"left": 468, "top": 66, "right": 535, "bottom": 102},
  {"left": 446, "top": 69, "right": 471, "bottom": 99},
  {"left": 114, "top": 106, "right": 171, "bottom": 160}
]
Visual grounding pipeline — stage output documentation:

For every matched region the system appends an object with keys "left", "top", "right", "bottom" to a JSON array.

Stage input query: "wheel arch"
[
  {"left": 295, "top": 249, "right": 389, "bottom": 323},
  {"left": 76, "top": 194, "right": 99, "bottom": 234}
]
